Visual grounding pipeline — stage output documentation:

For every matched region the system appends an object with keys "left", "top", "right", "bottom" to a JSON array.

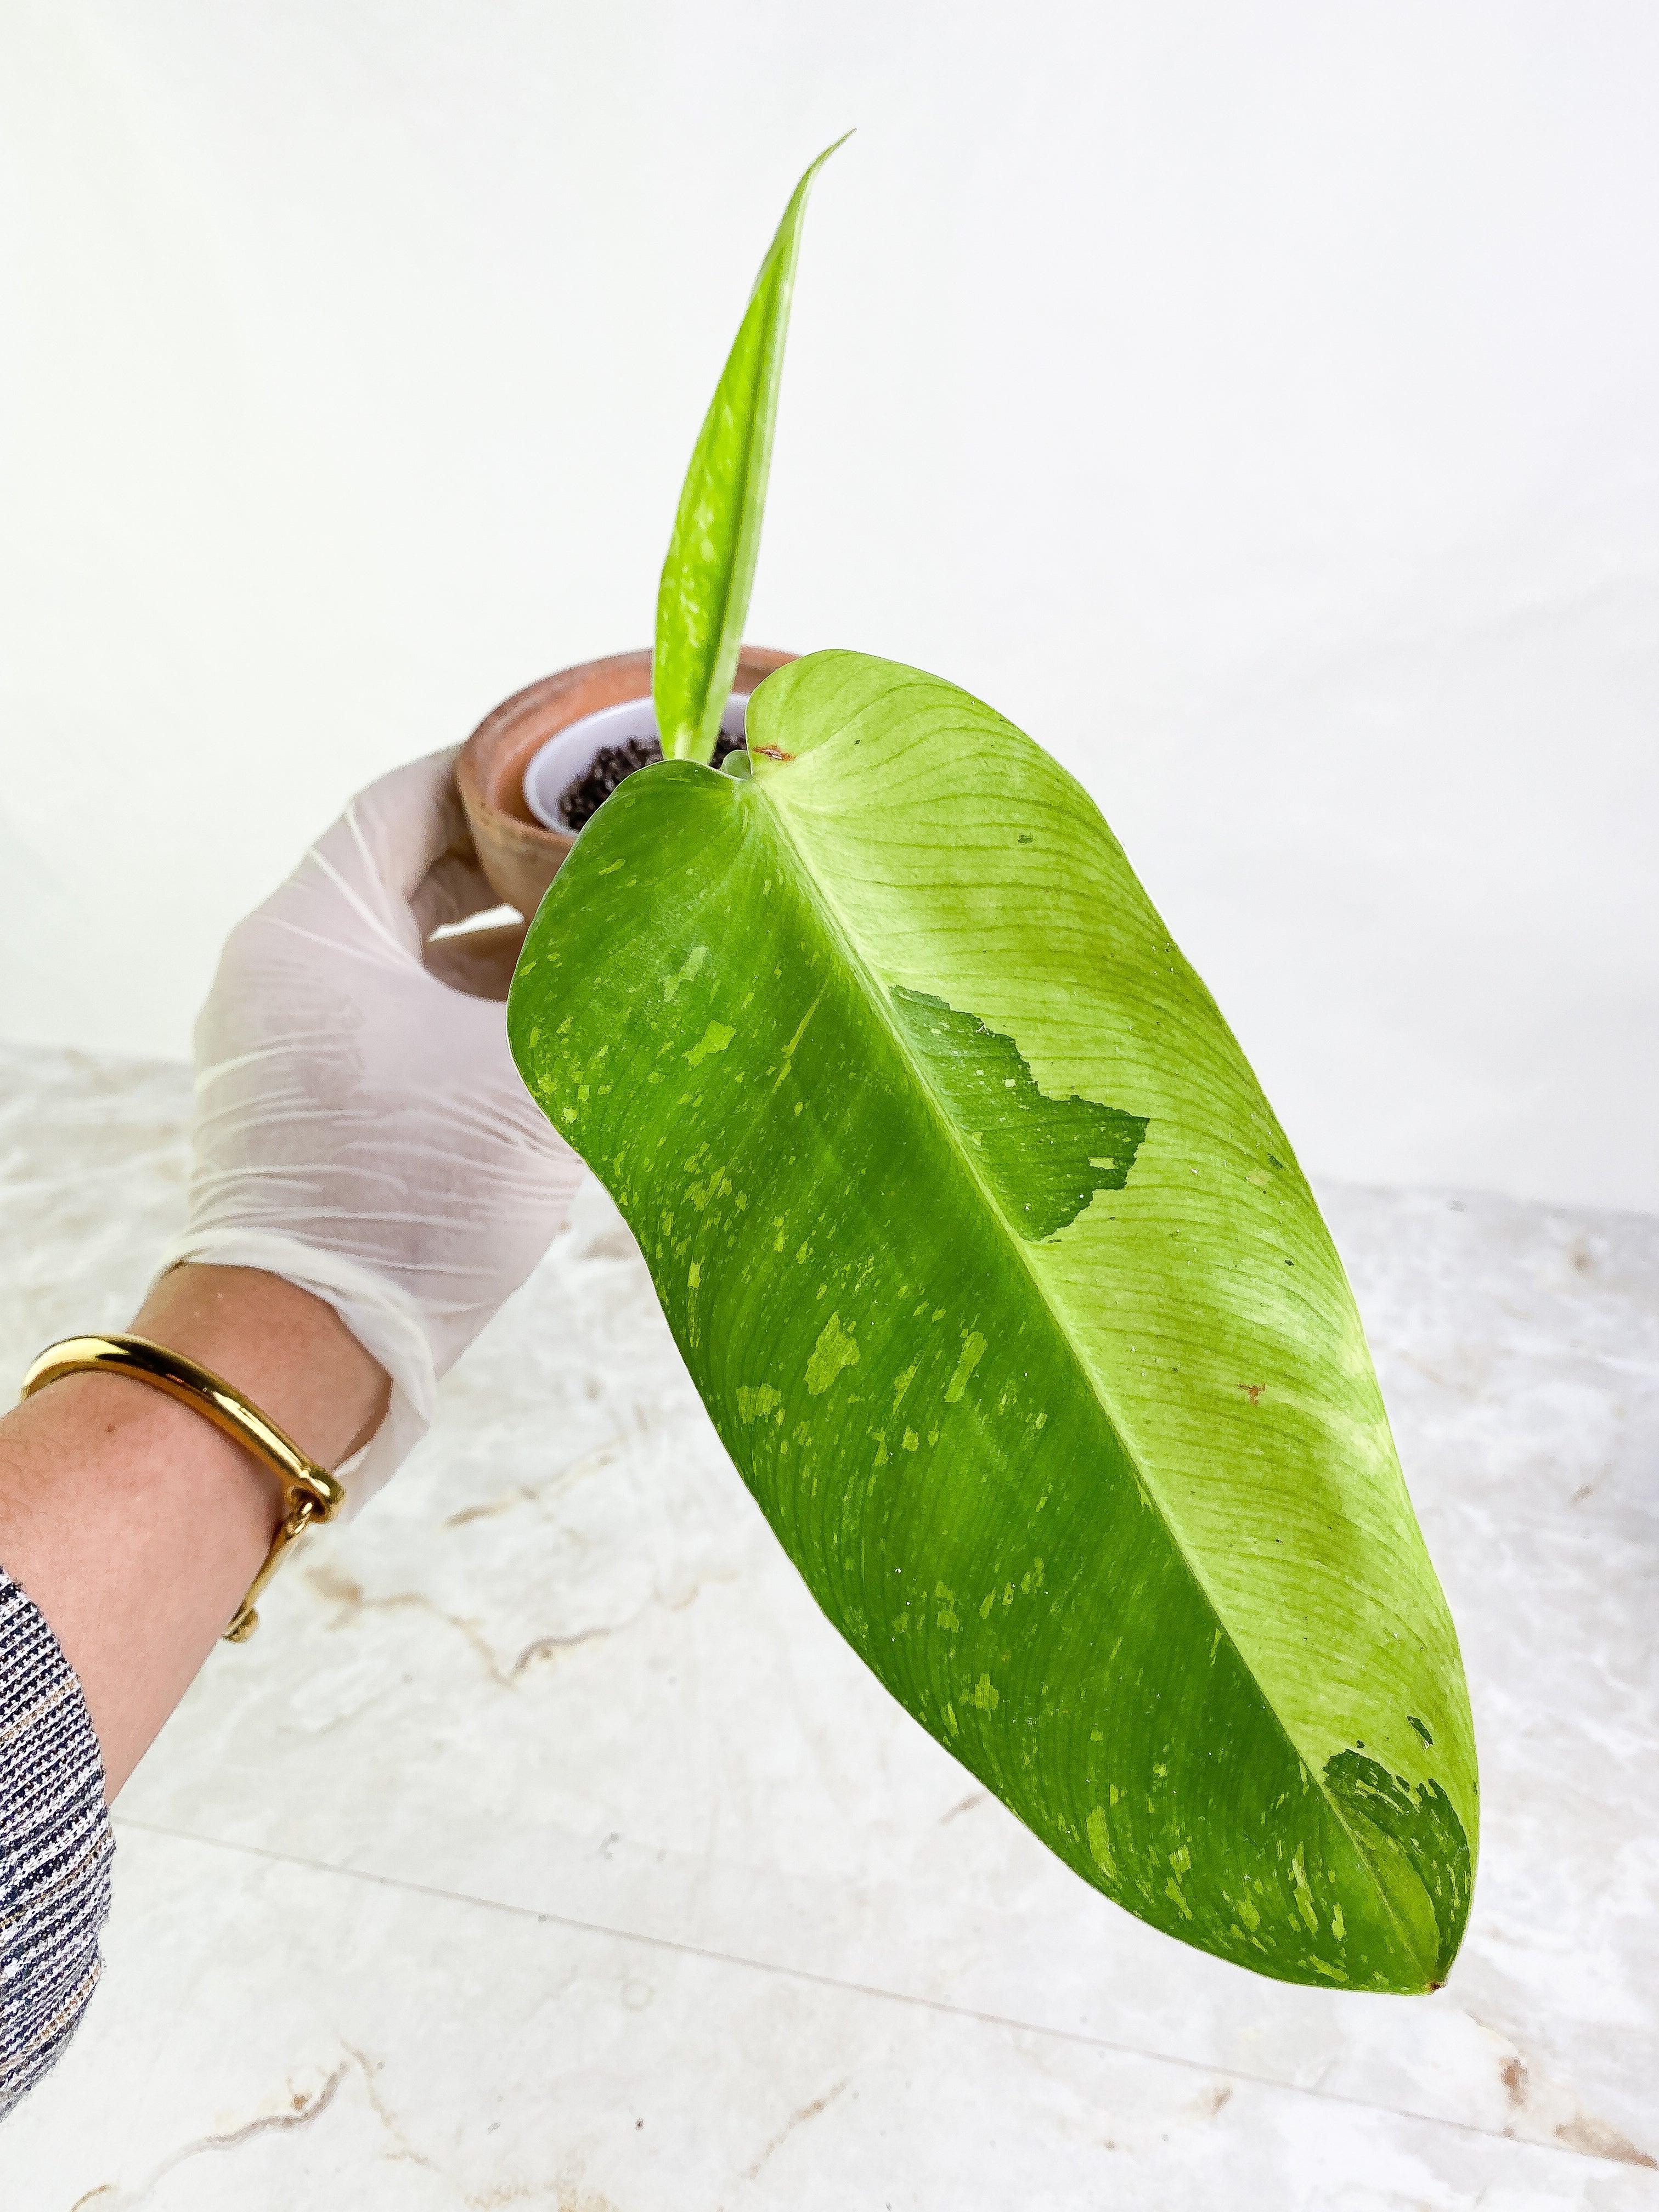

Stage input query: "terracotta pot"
[{"left": 456, "top": 645, "right": 796, "bottom": 919}]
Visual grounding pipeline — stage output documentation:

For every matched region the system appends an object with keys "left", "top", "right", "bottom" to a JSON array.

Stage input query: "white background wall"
[{"left": 2, "top": 1, "right": 1655, "bottom": 1211}]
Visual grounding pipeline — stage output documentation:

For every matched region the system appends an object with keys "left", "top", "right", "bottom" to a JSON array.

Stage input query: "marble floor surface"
[{"left": 0, "top": 1039, "right": 1655, "bottom": 2210}]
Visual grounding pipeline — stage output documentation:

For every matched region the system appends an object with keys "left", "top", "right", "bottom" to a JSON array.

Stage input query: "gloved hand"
[{"left": 156, "top": 747, "right": 585, "bottom": 1514}]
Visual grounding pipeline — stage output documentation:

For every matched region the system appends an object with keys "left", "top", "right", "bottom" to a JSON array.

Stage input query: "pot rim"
[{"left": 455, "top": 644, "right": 795, "bottom": 915}]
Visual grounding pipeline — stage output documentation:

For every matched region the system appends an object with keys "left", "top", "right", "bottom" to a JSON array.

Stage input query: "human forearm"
[{"left": 0, "top": 1265, "right": 387, "bottom": 1799}]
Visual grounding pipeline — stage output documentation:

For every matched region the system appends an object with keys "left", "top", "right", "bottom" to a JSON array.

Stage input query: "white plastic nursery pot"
[
  {"left": 520, "top": 690, "right": 753, "bottom": 832},
  {"left": 456, "top": 645, "right": 795, "bottom": 920}
]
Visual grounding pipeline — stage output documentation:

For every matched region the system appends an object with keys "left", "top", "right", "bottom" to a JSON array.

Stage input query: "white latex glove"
[{"left": 156, "top": 747, "right": 585, "bottom": 1514}]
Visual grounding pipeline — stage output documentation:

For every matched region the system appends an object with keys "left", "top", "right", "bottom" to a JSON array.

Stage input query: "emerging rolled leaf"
[
  {"left": 509, "top": 651, "right": 1479, "bottom": 1993},
  {"left": 652, "top": 137, "right": 849, "bottom": 764}
]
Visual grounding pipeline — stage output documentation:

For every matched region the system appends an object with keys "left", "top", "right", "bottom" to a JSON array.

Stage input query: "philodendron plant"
[{"left": 509, "top": 144, "right": 1478, "bottom": 1994}]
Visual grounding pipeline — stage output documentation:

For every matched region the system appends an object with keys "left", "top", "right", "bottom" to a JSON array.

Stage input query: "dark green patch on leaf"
[
  {"left": 1323, "top": 1750, "right": 1472, "bottom": 1984},
  {"left": 891, "top": 986, "right": 1148, "bottom": 1240}
]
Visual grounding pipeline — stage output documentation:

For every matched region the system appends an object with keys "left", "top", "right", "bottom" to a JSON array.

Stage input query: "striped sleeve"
[{"left": 0, "top": 1567, "right": 114, "bottom": 2118}]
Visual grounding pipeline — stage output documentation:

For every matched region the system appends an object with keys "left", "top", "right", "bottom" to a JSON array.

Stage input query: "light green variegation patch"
[
  {"left": 805, "top": 1311, "right": 860, "bottom": 1396},
  {"left": 510, "top": 648, "right": 1478, "bottom": 1995}
]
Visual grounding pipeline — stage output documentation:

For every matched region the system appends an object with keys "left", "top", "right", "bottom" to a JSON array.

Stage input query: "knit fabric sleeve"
[{"left": 0, "top": 1567, "right": 114, "bottom": 2119}]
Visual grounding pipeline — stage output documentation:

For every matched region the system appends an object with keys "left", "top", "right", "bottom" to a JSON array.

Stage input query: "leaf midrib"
[{"left": 746, "top": 767, "right": 1431, "bottom": 1983}]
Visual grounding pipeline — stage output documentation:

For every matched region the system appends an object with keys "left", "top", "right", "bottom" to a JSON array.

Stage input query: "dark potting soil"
[{"left": 560, "top": 727, "right": 747, "bottom": 831}]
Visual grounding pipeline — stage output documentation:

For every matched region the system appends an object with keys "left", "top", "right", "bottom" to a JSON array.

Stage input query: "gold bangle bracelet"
[{"left": 19, "top": 1333, "right": 346, "bottom": 1644}]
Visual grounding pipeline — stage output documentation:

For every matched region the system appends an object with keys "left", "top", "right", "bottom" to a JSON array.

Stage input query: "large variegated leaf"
[
  {"left": 508, "top": 650, "right": 1478, "bottom": 1993},
  {"left": 652, "top": 136, "right": 847, "bottom": 763}
]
